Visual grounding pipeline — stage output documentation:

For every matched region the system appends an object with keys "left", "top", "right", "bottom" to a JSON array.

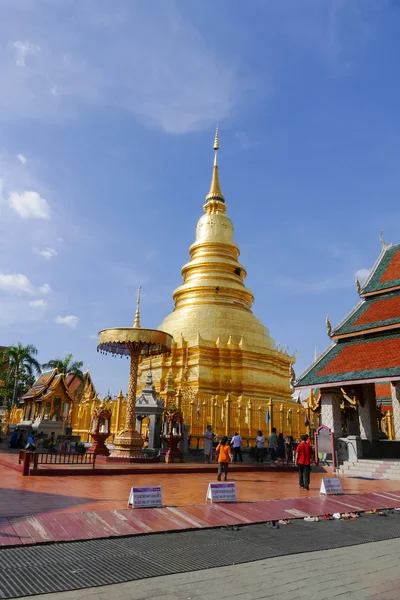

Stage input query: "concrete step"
[{"left": 338, "top": 470, "right": 376, "bottom": 478}]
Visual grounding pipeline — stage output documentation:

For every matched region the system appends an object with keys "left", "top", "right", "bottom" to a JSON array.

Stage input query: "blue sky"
[{"left": 1, "top": 0, "right": 400, "bottom": 396}]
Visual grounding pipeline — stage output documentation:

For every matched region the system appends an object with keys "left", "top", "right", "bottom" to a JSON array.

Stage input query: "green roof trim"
[
  {"left": 362, "top": 244, "right": 400, "bottom": 294},
  {"left": 333, "top": 289, "right": 400, "bottom": 336},
  {"left": 295, "top": 332, "right": 400, "bottom": 388}
]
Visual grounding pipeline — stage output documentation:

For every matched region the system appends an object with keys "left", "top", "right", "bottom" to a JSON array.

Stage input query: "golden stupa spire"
[
  {"left": 133, "top": 286, "right": 141, "bottom": 328},
  {"left": 206, "top": 125, "right": 225, "bottom": 203}
]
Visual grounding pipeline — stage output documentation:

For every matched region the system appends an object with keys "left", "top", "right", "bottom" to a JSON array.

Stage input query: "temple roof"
[
  {"left": 361, "top": 243, "right": 400, "bottom": 296},
  {"left": 22, "top": 369, "right": 57, "bottom": 399},
  {"left": 296, "top": 332, "right": 400, "bottom": 388},
  {"left": 22, "top": 369, "right": 73, "bottom": 402},
  {"left": 333, "top": 289, "right": 400, "bottom": 338}
]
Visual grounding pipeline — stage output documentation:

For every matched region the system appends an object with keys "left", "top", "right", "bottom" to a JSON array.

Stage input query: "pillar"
[
  {"left": 148, "top": 414, "right": 156, "bottom": 449},
  {"left": 320, "top": 392, "right": 342, "bottom": 435},
  {"left": 358, "top": 383, "right": 378, "bottom": 440},
  {"left": 391, "top": 381, "right": 400, "bottom": 441},
  {"left": 267, "top": 398, "right": 273, "bottom": 436},
  {"left": 225, "top": 393, "right": 231, "bottom": 435}
]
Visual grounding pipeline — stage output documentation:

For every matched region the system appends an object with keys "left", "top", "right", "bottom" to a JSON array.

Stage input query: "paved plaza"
[
  {"left": 29, "top": 538, "right": 400, "bottom": 600},
  {"left": 2, "top": 452, "right": 400, "bottom": 597}
]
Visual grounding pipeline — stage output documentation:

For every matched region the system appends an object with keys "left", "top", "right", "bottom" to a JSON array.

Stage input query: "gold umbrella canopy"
[{"left": 97, "top": 327, "right": 173, "bottom": 357}]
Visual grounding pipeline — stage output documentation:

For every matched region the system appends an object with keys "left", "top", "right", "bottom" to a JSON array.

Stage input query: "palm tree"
[
  {"left": 42, "top": 353, "right": 84, "bottom": 381},
  {"left": 0, "top": 343, "right": 42, "bottom": 405}
]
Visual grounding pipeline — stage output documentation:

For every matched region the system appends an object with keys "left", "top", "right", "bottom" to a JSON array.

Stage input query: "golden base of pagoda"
[{"left": 110, "top": 429, "right": 144, "bottom": 459}]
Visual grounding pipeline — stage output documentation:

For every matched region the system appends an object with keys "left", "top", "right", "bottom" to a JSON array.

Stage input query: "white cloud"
[
  {"left": 38, "top": 247, "right": 57, "bottom": 259},
  {"left": 9, "top": 190, "right": 50, "bottom": 219},
  {"left": 0, "top": 5, "right": 242, "bottom": 134},
  {"left": 88, "top": 334, "right": 97, "bottom": 340},
  {"left": 355, "top": 268, "right": 370, "bottom": 285},
  {"left": 39, "top": 283, "right": 52, "bottom": 294},
  {"left": 55, "top": 315, "right": 80, "bottom": 328},
  {"left": 12, "top": 40, "right": 41, "bottom": 68},
  {"left": 17, "top": 153, "right": 27, "bottom": 165},
  {"left": 29, "top": 299, "right": 47, "bottom": 307},
  {"left": 0, "top": 298, "right": 47, "bottom": 327},
  {"left": 0, "top": 273, "right": 51, "bottom": 296}
]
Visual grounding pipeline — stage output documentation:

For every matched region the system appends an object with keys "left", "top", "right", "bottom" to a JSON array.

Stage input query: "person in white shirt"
[
  {"left": 203, "top": 425, "right": 214, "bottom": 463},
  {"left": 230, "top": 432, "right": 243, "bottom": 463},
  {"left": 255, "top": 430, "right": 265, "bottom": 464}
]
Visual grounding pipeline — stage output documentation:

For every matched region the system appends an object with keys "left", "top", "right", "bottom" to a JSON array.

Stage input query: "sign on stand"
[
  {"left": 128, "top": 486, "right": 162, "bottom": 508},
  {"left": 320, "top": 478, "right": 343, "bottom": 495},
  {"left": 206, "top": 482, "right": 237, "bottom": 503}
]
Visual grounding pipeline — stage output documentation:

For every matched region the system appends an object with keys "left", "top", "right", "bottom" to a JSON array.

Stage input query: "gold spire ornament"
[
  {"left": 326, "top": 315, "right": 332, "bottom": 337},
  {"left": 133, "top": 286, "right": 141, "bottom": 328},
  {"left": 206, "top": 125, "right": 225, "bottom": 202}
]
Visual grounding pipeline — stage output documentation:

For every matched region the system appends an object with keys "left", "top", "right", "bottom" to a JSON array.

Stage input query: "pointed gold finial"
[
  {"left": 355, "top": 275, "right": 361, "bottom": 295},
  {"left": 133, "top": 286, "right": 141, "bottom": 328},
  {"left": 206, "top": 125, "right": 225, "bottom": 203},
  {"left": 214, "top": 125, "right": 219, "bottom": 151}
]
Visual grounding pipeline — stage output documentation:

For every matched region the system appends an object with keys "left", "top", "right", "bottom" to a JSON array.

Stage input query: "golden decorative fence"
[{"left": 4, "top": 392, "right": 317, "bottom": 444}]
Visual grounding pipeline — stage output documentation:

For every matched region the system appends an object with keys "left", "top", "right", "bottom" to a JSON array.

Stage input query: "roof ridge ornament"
[
  {"left": 380, "top": 229, "right": 386, "bottom": 247},
  {"left": 289, "top": 362, "right": 296, "bottom": 388},
  {"left": 326, "top": 315, "right": 332, "bottom": 337},
  {"left": 133, "top": 286, "right": 141, "bottom": 328},
  {"left": 206, "top": 125, "right": 225, "bottom": 203},
  {"left": 355, "top": 275, "right": 361, "bottom": 295}
]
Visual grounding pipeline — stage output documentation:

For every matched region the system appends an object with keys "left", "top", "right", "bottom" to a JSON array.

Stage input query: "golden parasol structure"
[{"left": 97, "top": 287, "right": 173, "bottom": 458}]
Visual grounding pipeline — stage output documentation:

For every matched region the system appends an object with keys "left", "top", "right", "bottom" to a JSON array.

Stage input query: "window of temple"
[
  {"left": 53, "top": 397, "right": 61, "bottom": 421},
  {"left": 44, "top": 401, "right": 51, "bottom": 420},
  {"left": 30, "top": 402, "right": 36, "bottom": 421},
  {"left": 62, "top": 402, "right": 69, "bottom": 422}
]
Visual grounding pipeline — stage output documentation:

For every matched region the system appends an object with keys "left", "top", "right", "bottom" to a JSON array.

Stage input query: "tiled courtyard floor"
[{"left": 1, "top": 449, "right": 400, "bottom": 548}]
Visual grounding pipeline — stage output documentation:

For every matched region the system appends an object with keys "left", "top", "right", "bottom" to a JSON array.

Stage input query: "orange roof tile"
[
  {"left": 317, "top": 337, "right": 400, "bottom": 377},
  {"left": 379, "top": 249, "right": 400, "bottom": 283},
  {"left": 353, "top": 295, "right": 400, "bottom": 326}
]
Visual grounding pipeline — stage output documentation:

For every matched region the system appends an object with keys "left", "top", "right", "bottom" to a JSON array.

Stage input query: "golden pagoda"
[{"left": 138, "top": 128, "right": 297, "bottom": 437}]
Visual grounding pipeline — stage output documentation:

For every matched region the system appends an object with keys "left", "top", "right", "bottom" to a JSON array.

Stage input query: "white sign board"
[
  {"left": 320, "top": 478, "right": 343, "bottom": 495},
  {"left": 206, "top": 482, "right": 237, "bottom": 503},
  {"left": 128, "top": 486, "right": 162, "bottom": 508}
]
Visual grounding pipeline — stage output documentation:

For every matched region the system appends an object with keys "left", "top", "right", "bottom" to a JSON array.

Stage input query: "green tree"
[
  {"left": 0, "top": 343, "right": 41, "bottom": 407},
  {"left": 42, "top": 353, "right": 84, "bottom": 381}
]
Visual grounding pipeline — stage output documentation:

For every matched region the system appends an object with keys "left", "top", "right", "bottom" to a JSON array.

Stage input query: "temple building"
[
  {"left": 296, "top": 238, "right": 400, "bottom": 457},
  {"left": 19, "top": 369, "right": 96, "bottom": 436},
  {"left": 137, "top": 128, "right": 297, "bottom": 437}
]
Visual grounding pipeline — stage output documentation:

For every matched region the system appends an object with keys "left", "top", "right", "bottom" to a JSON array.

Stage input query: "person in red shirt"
[{"left": 295, "top": 434, "right": 313, "bottom": 490}]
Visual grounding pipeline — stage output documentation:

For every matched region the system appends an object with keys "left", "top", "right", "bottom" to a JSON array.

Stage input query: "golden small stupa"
[{"left": 138, "top": 128, "right": 294, "bottom": 416}]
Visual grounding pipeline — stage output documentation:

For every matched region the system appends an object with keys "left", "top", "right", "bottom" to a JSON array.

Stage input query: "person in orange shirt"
[{"left": 216, "top": 436, "right": 232, "bottom": 481}]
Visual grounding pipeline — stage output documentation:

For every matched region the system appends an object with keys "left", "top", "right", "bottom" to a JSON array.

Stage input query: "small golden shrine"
[{"left": 87, "top": 402, "right": 112, "bottom": 456}]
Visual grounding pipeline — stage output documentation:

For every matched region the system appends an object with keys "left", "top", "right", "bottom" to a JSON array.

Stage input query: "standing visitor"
[
  {"left": 296, "top": 434, "right": 312, "bottom": 490},
  {"left": 230, "top": 432, "right": 243, "bottom": 463},
  {"left": 255, "top": 430, "right": 265, "bottom": 464},
  {"left": 268, "top": 427, "right": 278, "bottom": 464},
  {"left": 203, "top": 424, "right": 214, "bottom": 464},
  {"left": 276, "top": 432, "right": 286, "bottom": 465},
  {"left": 216, "top": 436, "right": 232, "bottom": 481},
  {"left": 9, "top": 428, "right": 19, "bottom": 449},
  {"left": 25, "top": 432, "right": 36, "bottom": 451},
  {"left": 48, "top": 432, "right": 57, "bottom": 454}
]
